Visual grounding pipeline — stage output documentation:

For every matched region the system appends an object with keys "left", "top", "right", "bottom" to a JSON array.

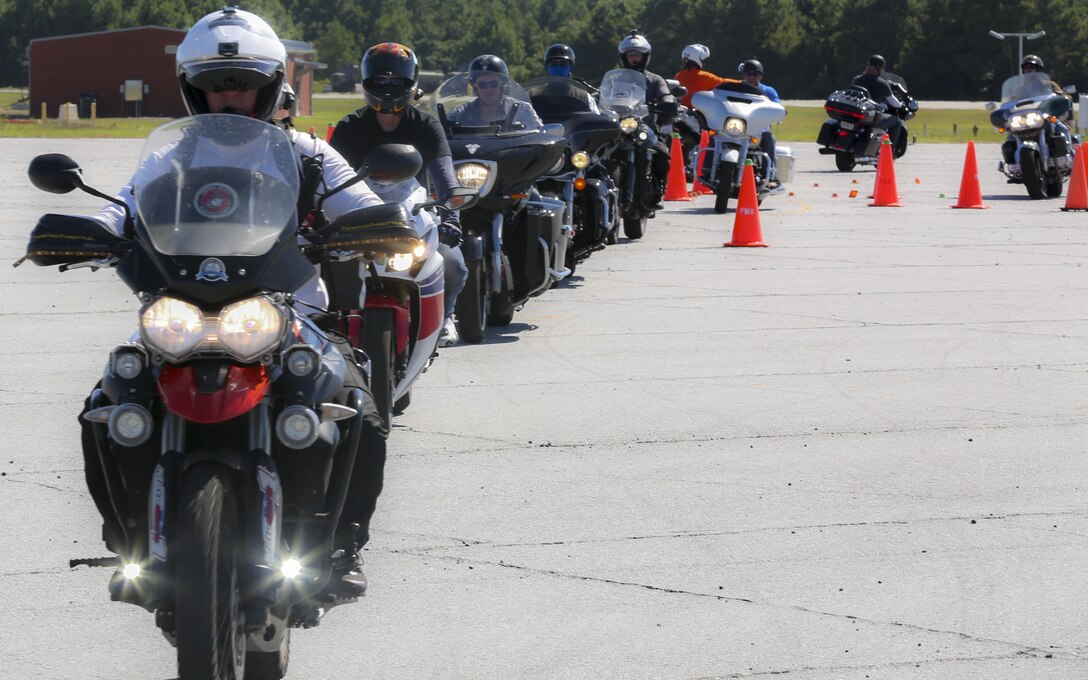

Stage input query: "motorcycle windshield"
[
  {"left": 598, "top": 69, "right": 648, "bottom": 118},
  {"left": 523, "top": 76, "right": 597, "bottom": 116},
  {"left": 134, "top": 115, "right": 299, "bottom": 257},
  {"left": 426, "top": 73, "right": 541, "bottom": 131},
  {"left": 1000, "top": 73, "right": 1054, "bottom": 102}
]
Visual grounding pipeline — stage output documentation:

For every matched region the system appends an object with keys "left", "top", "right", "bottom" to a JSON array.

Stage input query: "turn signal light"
[{"left": 574, "top": 178, "right": 587, "bottom": 191}]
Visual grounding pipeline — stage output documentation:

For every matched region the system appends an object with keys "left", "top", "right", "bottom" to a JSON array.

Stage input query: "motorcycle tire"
[
  {"left": 714, "top": 161, "right": 737, "bottom": 214},
  {"left": 564, "top": 247, "right": 577, "bottom": 279},
  {"left": 894, "top": 133, "right": 908, "bottom": 159},
  {"left": 393, "top": 389, "right": 411, "bottom": 414},
  {"left": 175, "top": 465, "right": 247, "bottom": 680},
  {"left": 1045, "top": 172, "right": 1064, "bottom": 198},
  {"left": 487, "top": 268, "right": 513, "bottom": 327},
  {"left": 605, "top": 226, "right": 618, "bottom": 245},
  {"left": 1020, "top": 147, "right": 1047, "bottom": 200},
  {"left": 623, "top": 214, "right": 646, "bottom": 240},
  {"left": 835, "top": 152, "right": 857, "bottom": 172},
  {"left": 362, "top": 308, "right": 396, "bottom": 429},
  {"left": 456, "top": 259, "right": 488, "bottom": 344}
]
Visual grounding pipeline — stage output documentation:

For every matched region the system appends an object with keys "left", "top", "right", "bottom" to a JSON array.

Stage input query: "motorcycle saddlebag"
[
  {"left": 774, "top": 146, "right": 795, "bottom": 184},
  {"left": 824, "top": 89, "right": 877, "bottom": 125},
  {"left": 521, "top": 198, "right": 563, "bottom": 287}
]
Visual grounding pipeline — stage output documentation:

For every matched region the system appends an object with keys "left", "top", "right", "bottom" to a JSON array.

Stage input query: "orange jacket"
[{"left": 674, "top": 68, "right": 741, "bottom": 108}]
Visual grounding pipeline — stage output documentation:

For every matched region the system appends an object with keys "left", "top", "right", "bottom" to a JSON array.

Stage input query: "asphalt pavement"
[{"left": 1, "top": 138, "right": 1086, "bottom": 679}]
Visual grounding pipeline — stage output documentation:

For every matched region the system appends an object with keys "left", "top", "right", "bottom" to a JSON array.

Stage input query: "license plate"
[{"left": 840, "top": 121, "right": 855, "bottom": 130}]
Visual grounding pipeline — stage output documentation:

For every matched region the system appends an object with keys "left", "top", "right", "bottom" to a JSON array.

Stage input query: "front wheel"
[
  {"left": 714, "top": 161, "right": 737, "bottom": 214},
  {"left": 244, "top": 630, "right": 289, "bottom": 680},
  {"left": 175, "top": 465, "right": 246, "bottom": 680},
  {"left": 835, "top": 151, "right": 857, "bottom": 172},
  {"left": 1020, "top": 147, "right": 1047, "bottom": 199},
  {"left": 487, "top": 268, "right": 513, "bottom": 327},
  {"left": 623, "top": 213, "right": 646, "bottom": 240},
  {"left": 363, "top": 308, "right": 396, "bottom": 429},
  {"left": 456, "top": 259, "right": 488, "bottom": 344}
]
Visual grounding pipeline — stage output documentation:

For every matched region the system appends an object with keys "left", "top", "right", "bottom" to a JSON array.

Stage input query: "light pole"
[{"left": 988, "top": 30, "right": 1046, "bottom": 75}]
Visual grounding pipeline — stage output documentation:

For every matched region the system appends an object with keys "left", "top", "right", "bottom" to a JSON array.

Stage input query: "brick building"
[{"left": 30, "top": 27, "right": 320, "bottom": 119}]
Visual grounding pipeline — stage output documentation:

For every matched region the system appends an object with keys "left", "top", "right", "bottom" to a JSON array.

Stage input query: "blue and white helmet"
[{"left": 176, "top": 7, "right": 287, "bottom": 121}]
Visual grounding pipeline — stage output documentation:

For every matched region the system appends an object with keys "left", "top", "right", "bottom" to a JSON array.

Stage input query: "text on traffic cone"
[{"left": 724, "top": 161, "right": 767, "bottom": 247}]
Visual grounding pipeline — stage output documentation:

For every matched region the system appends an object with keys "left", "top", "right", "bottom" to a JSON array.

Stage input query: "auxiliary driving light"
[
  {"left": 285, "top": 346, "right": 319, "bottom": 377},
  {"left": 275, "top": 405, "right": 320, "bottom": 449},
  {"left": 281, "top": 559, "right": 302, "bottom": 579},
  {"left": 108, "top": 403, "right": 153, "bottom": 447},
  {"left": 111, "top": 350, "right": 144, "bottom": 380},
  {"left": 122, "top": 563, "right": 142, "bottom": 580}
]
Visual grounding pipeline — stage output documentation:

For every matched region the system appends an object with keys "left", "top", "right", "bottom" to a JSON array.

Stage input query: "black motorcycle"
[
  {"left": 427, "top": 73, "right": 568, "bottom": 344},
  {"left": 18, "top": 115, "right": 421, "bottom": 679},
  {"left": 524, "top": 75, "right": 621, "bottom": 275},
  {"left": 597, "top": 68, "right": 675, "bottom": 241},
  {"left": 817, "top": 73, "right": 918, "bottom": 171}
]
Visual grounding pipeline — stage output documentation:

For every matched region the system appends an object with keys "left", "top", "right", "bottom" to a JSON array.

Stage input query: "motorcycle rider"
[
  {"left": 617, "top": 30, "right": 675, "bottom": 209},
  {"left": 330, "top": 42, "right": 468, "bottom": 347},
  {"left": 447, "top": 54, "right": 544, "bottom": 130},
  {"left": 851, "top": 54, "right": 906, "bottom": 150},
  {"left": 88, "top": 7, "right": 385, "bottom": 597},
  {"left": 541, "top": 43, "right": 600, "bottom": 113},
  {"left": 1001, "top": 54, "right": 1074, "bottom": 172},
  {"left": 674, "top": 43, "right": 739, "bottom": 109},
  {"left": 739, "top": 58, "right": 783, "bottom": 188}
]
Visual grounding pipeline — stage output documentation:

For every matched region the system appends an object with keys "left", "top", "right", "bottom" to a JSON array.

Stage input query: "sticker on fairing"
[
  {"left": 149, "top": 465, "right": 167, "bottom": 562},
  {"left": 256, "top": 466, "right": 281, "bottom": 565}
]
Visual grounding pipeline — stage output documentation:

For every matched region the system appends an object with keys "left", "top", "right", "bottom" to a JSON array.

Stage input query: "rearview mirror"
[{"left": 28, "top": 153, "right": 84, "bottom": 194}]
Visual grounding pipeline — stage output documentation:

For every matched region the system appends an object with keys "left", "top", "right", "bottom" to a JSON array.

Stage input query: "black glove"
[{"left": 437, "top": 219, "right": 463, "bottom": 247}]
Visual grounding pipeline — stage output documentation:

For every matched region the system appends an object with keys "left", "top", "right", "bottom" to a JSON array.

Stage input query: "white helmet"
[
  {"left": 682, "top": 44, "right": 710, "bottom": 69},
  {"left": 176, "top": 7, "right": 287, "bottom": 121},
  {"left": 618, "top": 30, "right": 651, "bottom": 71}
]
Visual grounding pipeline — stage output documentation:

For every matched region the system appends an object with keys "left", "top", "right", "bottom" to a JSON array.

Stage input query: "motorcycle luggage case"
[
  {"left": 519, "top": 198, "right": 563, "bottom": 291},
  {"left": 824, "top": 90, "right": 877, "bottom": 125},
  {"left": 774, "top": 146, "right": 795, "bottom": 184}
]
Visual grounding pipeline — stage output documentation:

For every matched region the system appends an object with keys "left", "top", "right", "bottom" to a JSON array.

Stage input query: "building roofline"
[{"left": 30, "top": 26, "right": 187, "bottom": 44}]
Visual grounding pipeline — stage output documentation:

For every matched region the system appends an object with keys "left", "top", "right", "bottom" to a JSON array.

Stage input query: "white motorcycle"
[{"left": 691, "top": 82, "right": 793, "bottom": 214}]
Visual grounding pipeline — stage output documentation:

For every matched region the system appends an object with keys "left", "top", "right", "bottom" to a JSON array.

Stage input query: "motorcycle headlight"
[
  {"left": 456, "top": 162, "right": 491, "bottom": 191},
  {"left": 619, "top": 117, "right": 640, "bottom": 134},
  {"left": 571, "top": 151, "right": 590, "bottom": 168},
  {"left": 388, "top": 252, "right": 415, "bottom": 271},
  {"left": 217, "top": 296, "right": 286, "bottom": 362},
  {"left": 140, "top": 297, "right": 204, "bottom": 360},
  {"left": 1008, "top": 111, "right": 1045, "bottom": 131},
  {"left": 724, "top": 117, "right": 747, "bottom": 136}
]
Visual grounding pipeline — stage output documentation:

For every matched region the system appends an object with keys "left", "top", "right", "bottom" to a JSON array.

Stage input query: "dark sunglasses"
[
  {"left": 209, "top": 78, "right": 252, "bottom": 93},
  {"left": 373, "top": 76, "right": 406, "bottom": 87},
  {"left": 744, "top": 71, "right": 761, "bottom": 77},
  {"left": 475, "top": 79, "right": 502, "bottom": 89}
]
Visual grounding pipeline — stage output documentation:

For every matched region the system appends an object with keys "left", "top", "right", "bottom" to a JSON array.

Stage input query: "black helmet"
[
  {"left": 544, "top": 43, "right": 576, "bottom": 68},
  {"left": 468, "top": 54, "right": 509, "bottom": 80},
  {"left": 739, "top": 59, "right": 763, "bottom": 75},
  {"left": 867, "top": 54, "right": 886, "bottom": 69},
  {"left": 1021, "top": 54, "right": 1044, "bottom": 71},
  {"left": 361, "top": 42, "right": 420, "bottom": 114}
]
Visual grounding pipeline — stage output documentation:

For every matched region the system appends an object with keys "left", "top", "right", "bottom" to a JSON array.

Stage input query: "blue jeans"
[{"left": 439, "top": 242, "right": 467, "bottom": 319}]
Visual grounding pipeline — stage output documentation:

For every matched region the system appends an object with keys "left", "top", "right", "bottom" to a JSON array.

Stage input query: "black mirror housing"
[
  {"left": 357, "top": 143, "right": 424, "bottom": 184},
  {"left": 28, "top": 153, "right": 84, "bottom": 194}
]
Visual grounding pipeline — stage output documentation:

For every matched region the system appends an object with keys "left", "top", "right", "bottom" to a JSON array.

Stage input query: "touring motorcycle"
[
  {"left": 987, "top": 71, "right": 1078, "bottom": 199},
  {"left": 816, "top": 72, "right": 917, "bottom": 172},
  {"left": 18, "top": 115, "right": 422, "bottom": 679},
  {"left": 524, "top": 75, "right": 621, "bottom": 274},
  {"left": 691, "top": 81, "right": 792, "bottom": 213},
  {"left": 597, "top": 68, "right": 667, "bottom": 240},
  {"left": 426, "top": 73, "right": 568, "bottom": 344},
  {"left": 320, "top": 144, "right": 477, "bottom": 427}
]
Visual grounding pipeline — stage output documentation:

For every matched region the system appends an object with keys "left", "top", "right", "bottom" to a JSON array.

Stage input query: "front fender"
[{"left": 719, "top": 147, "right": 741, "bottom": 165}]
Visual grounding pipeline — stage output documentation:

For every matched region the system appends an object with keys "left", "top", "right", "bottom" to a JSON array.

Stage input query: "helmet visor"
[{"left": 182, "top": 58, "right": 280, "bottom": 93}]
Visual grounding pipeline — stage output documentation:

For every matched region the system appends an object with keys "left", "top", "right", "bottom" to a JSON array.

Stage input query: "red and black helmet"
[{"left": 361, "top": 42, "right": 420, "bottom": 113}]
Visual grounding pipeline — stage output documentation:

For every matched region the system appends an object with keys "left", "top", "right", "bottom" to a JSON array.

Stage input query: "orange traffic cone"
[
  {"left": 326, "top": 122, "right": 335, "bottom": 143},
  {"left": 952, "top": 141, "right": 988, "bottom": 209},
  {"left": 692, "top": 131, "right": 713, "bottom": 195},
  {"left": 308, "top": 126, "right": 316, "bottom": 137},
  {"left": 723, "top": 162, "right": 767, "bottom": 247},
  {"left": 1061, "top": 144, "right": 1088, "bottom": 211},
  {"left": 869, "top": 135, "right": 900, "bottom": 207},
  {"left": 664, "top": 136, "right": 693, "bottom": 201}
]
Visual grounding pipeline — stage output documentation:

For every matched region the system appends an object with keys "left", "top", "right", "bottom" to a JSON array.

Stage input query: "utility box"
[{"left": 59, "top": 102, "right": 79, "bottom": 123}]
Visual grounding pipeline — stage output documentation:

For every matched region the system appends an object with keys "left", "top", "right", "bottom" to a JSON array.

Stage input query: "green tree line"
[{"left": 2, "top": 0, "right": 1084, "bottom": 100}]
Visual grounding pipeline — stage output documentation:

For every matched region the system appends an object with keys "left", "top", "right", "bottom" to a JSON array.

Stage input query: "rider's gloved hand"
[{"left": 438, "top": 219, "right": 463, "bottom": 247}]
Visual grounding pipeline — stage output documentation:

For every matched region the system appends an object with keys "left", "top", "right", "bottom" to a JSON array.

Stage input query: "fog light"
[
  {"left": 111, "top": 351, "right": 144, "bottom": 379},
  {"left": 276, "top": 405, "right": 319, "bottom": 449},
  {"left": 122, "top": 563, "right": 142, "bottom": 579},
  {"left": 285, "top": 346, "right": 318, "bottom": 377},
  {"left": 281, "top": 559, "right": 302, "bottom": 579},
  {"left": 108, "top": 403, "right": 153, "bottom": 447}
]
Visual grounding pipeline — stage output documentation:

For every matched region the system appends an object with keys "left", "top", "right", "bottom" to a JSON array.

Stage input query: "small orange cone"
[
  {"left": 1061, "top": 144, "right": 1088, "bottom": 211},
  {"left": 869, "top": 135, "right": 901, "bottom": 207},
  {"left": 326, "top": 122, "right": 335, "bottom": 142},
  {"left": 664, "top": 136, "right": 693, "bottom": 201},
  {"left": 692, "top": 131, "right": 713, "bottom": 195},
  {"left": 308, "top": 126, "right": 315, "bottom": 137},
  {"left": 723, "top": 162, "right": 767, "bottom": 247},
  {"left": 952, "top": 141, "right": 988, "bottom": 209}
]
